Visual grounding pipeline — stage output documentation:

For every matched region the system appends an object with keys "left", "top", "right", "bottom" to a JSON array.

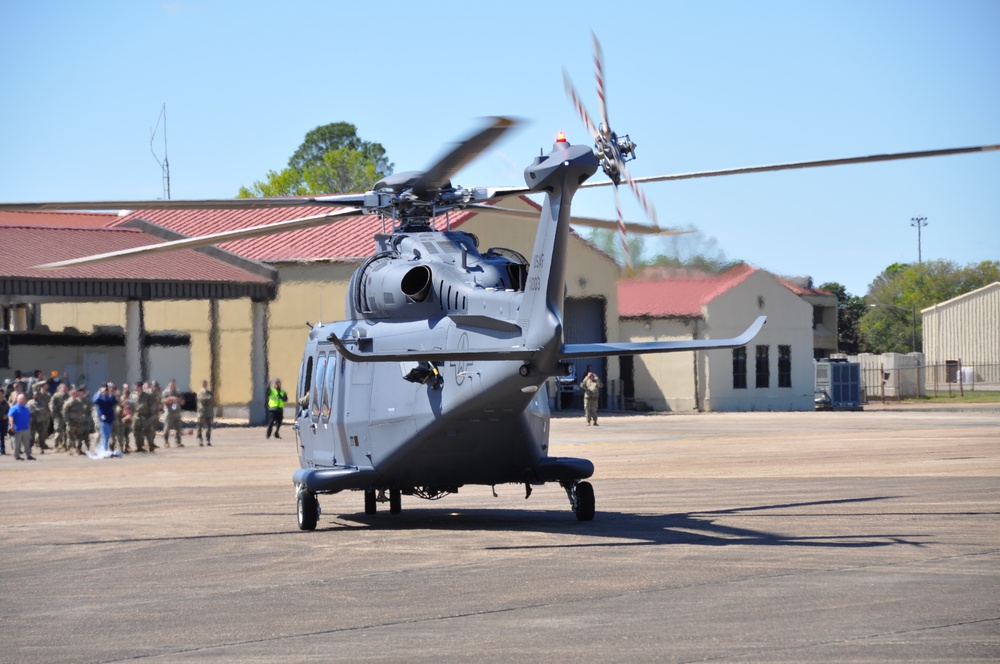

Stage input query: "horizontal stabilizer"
[{"left": 560, "top": 316, "right": 766, "bottom": 359}]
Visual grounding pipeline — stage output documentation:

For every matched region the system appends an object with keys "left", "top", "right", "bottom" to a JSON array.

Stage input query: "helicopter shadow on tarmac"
[
  {"left": 328, "top": 495, "right": 931, "bottom": 550},
  {"left": 52, "top": 496, "right": 928, "bottom": 549}
]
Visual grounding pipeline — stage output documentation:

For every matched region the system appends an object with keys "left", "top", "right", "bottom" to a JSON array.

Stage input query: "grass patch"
[{"left": 907, "top": 391, "right": 1000, "bottom": 404}]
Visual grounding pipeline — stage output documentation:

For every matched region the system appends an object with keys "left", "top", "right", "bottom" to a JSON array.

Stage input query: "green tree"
[
  {"left": 238, "top": 167, "right": 306, "bottom": 198},
  {"left": 818, "top": 281, "right": 868, "bottom": 354},
  {"left": 239, "top": 122, "right": 393, "bottom": 197},
  {"left": 288, "top": 122, "right": 391, "bottom": 175},
  {"left": 860, "top": 259, "right": 1000, "bottom": 353},
  {"left": 586, "top": 226, "right": 739, "bottom": 275}
]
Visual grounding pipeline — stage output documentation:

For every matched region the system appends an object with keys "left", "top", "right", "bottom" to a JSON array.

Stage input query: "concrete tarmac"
[{"left": 2, "top": 408, "right": 998, "bottom": 662}]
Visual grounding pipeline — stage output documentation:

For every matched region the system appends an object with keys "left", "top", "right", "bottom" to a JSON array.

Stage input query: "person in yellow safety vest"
[{"left": 265, "top": 378, "right": 288, "bottom": 439}]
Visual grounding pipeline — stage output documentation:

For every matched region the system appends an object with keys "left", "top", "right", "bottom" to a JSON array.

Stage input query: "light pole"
[
  {"left": 910, "top": 216, "right": 928, "bottom": 263},
  {"left": 870, "top": 303, "right": 918, "bottom": 352}
]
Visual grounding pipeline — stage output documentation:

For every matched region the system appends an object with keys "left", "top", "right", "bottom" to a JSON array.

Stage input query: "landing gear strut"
[
  {"left": 367, "top": 488, "right": 402, "bottom": 515},
  {"left": 561, "top": 480, "right": 595, "bottom": 521}
]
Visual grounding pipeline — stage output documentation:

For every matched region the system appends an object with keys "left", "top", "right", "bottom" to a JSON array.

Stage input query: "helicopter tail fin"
[
  {"left": 517, "top": 137, "right": 599, "bottom": 371},
  {"left": 560, "top": 316, "right": 766, "bottom": 359}
]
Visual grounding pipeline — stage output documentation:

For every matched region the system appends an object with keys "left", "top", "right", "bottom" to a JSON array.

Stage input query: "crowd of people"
[{"left": 1, "top": 370, "right": 216, "bottom": 460}]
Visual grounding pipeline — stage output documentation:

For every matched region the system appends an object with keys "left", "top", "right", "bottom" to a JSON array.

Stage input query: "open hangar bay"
[{"left": 2, "top": 407, "right": 998, "bottom": 662}]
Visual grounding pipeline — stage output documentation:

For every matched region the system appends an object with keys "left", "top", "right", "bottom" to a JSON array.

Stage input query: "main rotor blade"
[
  {"left": 35, "top": 208, "right": 363, "bottom": 270},
  {"left": 411, "top": 117, "right": 520, "bottom": 197},
  {"left": 0, "top": 197, "right": 342, "bottom": 212},
  {"left": 580, "top": 144, "right": 1000, "bottom": 188},
  {"left": 592, "top": 31, "right": 610, "bottom": 137},
  {"left": 465, "top": 204, "right": 688, "bottom": 236},
  {"left": 563, "top": 69, "right": 601, "bottom": 143}
]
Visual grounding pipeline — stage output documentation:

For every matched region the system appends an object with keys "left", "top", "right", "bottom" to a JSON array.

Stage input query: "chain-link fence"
[{"left": 859, "top": 361, "right": 1000, "bottom": 403}]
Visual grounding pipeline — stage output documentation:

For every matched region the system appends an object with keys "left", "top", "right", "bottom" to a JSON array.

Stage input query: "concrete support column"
[
  {"left": 125, "top": 300, "right": 146, "bottom": 386},
  {"left": 208, "top": 299, "right": 220, "bottom": 396},
  {"left": 248, "top": 300, "right": 269, "bottom": 425}
]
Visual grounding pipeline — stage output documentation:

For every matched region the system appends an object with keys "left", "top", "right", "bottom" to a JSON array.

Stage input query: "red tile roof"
[
  {"left": 105, "top": 196, "right": 608, "bottom": 264},
  {"left": 618, "top": 264, "right": 758, "bottom": 318},
  {"left": 776, "top": 276, "right": 834, "bottom": 297},
  {"left": 0, "top": 210, "right": 118, "bottom": 227},
  {"left": 110, "top": 205, "right": 479, "bottom": 262},
  {"left": 0, "top": 225, "right": 272, "bottom": 284}
]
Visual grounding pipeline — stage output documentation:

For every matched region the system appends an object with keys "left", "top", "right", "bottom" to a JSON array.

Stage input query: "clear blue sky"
[{"left": 2, "top": 0, "right": 997, "bottom": 295}]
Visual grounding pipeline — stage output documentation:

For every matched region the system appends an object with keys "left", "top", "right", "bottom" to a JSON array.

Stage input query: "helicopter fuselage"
[
  {"left": 292, "top": 138, "right": 601, "bottom": 503},
  {"left": 293, "top": 230, "right": 577, "bottom": 491}
]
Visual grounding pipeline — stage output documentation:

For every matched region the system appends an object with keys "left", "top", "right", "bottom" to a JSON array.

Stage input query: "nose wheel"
[
  {"left": 297, "top": 489, "right": 319, "bottom": 531},
  {"left": 562, "top": 480, "right": 595, "bottom": 521}
]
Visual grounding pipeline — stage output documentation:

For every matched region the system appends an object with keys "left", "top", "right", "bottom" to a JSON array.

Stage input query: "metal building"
[{"left": 921, "top": 282, "right": 1000, "bottom": 388}]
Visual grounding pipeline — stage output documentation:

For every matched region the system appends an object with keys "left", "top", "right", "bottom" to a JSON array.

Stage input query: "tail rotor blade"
[
  {"left": 563, "top": 69, "right": 601, "bottom": 143},
  {"left": 592, "top": 30, "right": 610, "bottom": 137},
  {"left": 616, "top": 156, "right": 659, "bottom": 229}
]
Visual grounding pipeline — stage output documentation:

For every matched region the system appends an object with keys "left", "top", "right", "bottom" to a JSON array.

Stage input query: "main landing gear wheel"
[
  {"left": 297, "top": 490, "right": 319, "bottom": 531},
  {"left": 389, "top": 488, "right": 402, "bottom": 515},
  {"left": 574, "top": 481, "right": 595, "bottom": 521},
  {"left": 364, "top": 489, "right": 377, "bottom": 515}
]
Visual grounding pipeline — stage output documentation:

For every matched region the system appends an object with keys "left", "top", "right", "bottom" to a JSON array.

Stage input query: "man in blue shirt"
[
  {"left": 8, "top": 393, "right": 34, "bottom": 461},
  {"left": 92, "top": 383, "right": 118, "bottom": 456}
]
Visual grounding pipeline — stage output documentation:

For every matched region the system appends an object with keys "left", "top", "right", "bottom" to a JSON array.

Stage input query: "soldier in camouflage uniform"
[
  {"left": 7, "top": 377, "right": 26, "bottom": 406},
  {"left": 580, "top": 366, "right": 604, "bottom": 427},
  {"left": 113, "top": 386, "right": 133, "bottom": 454},
  {"left": 49, "top": 383, "right": 69, "bottom": 452},
  {"left": 62, "top": 387, "right": 89, "bottom": 455},
  {"left": 80, "top": 386, "right": 95, "bottom": 453},
  {"left": 160, "top": 379, "right": 185, "bottom": 448},
  {"left": 196, "top": 379, "right": 214, "bottom": 446},
  {"left": 132, "top": 382, "right": 157, "bottom": 453},
  {"left": 28, "top": 383, "right": 51, "bottom": 454},
  {"left": 150, "top": 381, "right": 163, "bottom": 445}
]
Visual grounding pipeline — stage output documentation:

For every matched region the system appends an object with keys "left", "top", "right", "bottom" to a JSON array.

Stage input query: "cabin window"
[
  {"left": 778, "top": 345, "right": 792, "bottom": 388},
  {"left": 755, "top": 345, "right": 770, "bottom": 388},
  {"left": 312, "top": 354, "right": 327, "bottom": 420},
  {"left": 322, "top": 352, "right": 336, "bottom": 420},
  {"left": 732, "top": 347, "right": 747, "bottom": 389},
  {"left": 298, "top": 356, "right": 313, "bottom": 412}
]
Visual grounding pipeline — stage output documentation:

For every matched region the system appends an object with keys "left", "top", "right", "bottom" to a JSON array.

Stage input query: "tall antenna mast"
[{"left": 150, "top": 103, "right": 171, "bottom": 200}]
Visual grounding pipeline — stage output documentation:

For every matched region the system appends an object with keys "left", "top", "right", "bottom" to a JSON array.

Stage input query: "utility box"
[{"left": 815, "top": 359, "right": 862, "bottom": 410}]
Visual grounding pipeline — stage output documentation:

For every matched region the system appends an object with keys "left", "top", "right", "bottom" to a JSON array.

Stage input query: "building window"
[
  {"left": 755, "top": 344, "right": 770, "bottom": 388},
  {"left": 732, "top": 347, "right": 747, "bottom": 389},
  {"left": 813, "top": 306, "right": 823, "bottom": 329},
  {"left": 778, "top": 345, "right": 791, "bottom": 387}
]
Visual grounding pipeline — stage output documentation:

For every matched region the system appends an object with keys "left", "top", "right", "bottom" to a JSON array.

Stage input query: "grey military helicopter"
[{"left": 4, "top": 36, "right": 998, "bottom": 530}]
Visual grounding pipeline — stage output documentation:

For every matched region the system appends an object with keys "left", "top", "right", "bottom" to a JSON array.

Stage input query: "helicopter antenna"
[{"left": 150, "top": 103, "right": 171, "bottom": 200}]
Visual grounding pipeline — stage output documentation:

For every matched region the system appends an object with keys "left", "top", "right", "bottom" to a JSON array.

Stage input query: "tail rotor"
[{"left": 565, "top": 32, "right": 659, "bottom": 275}]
